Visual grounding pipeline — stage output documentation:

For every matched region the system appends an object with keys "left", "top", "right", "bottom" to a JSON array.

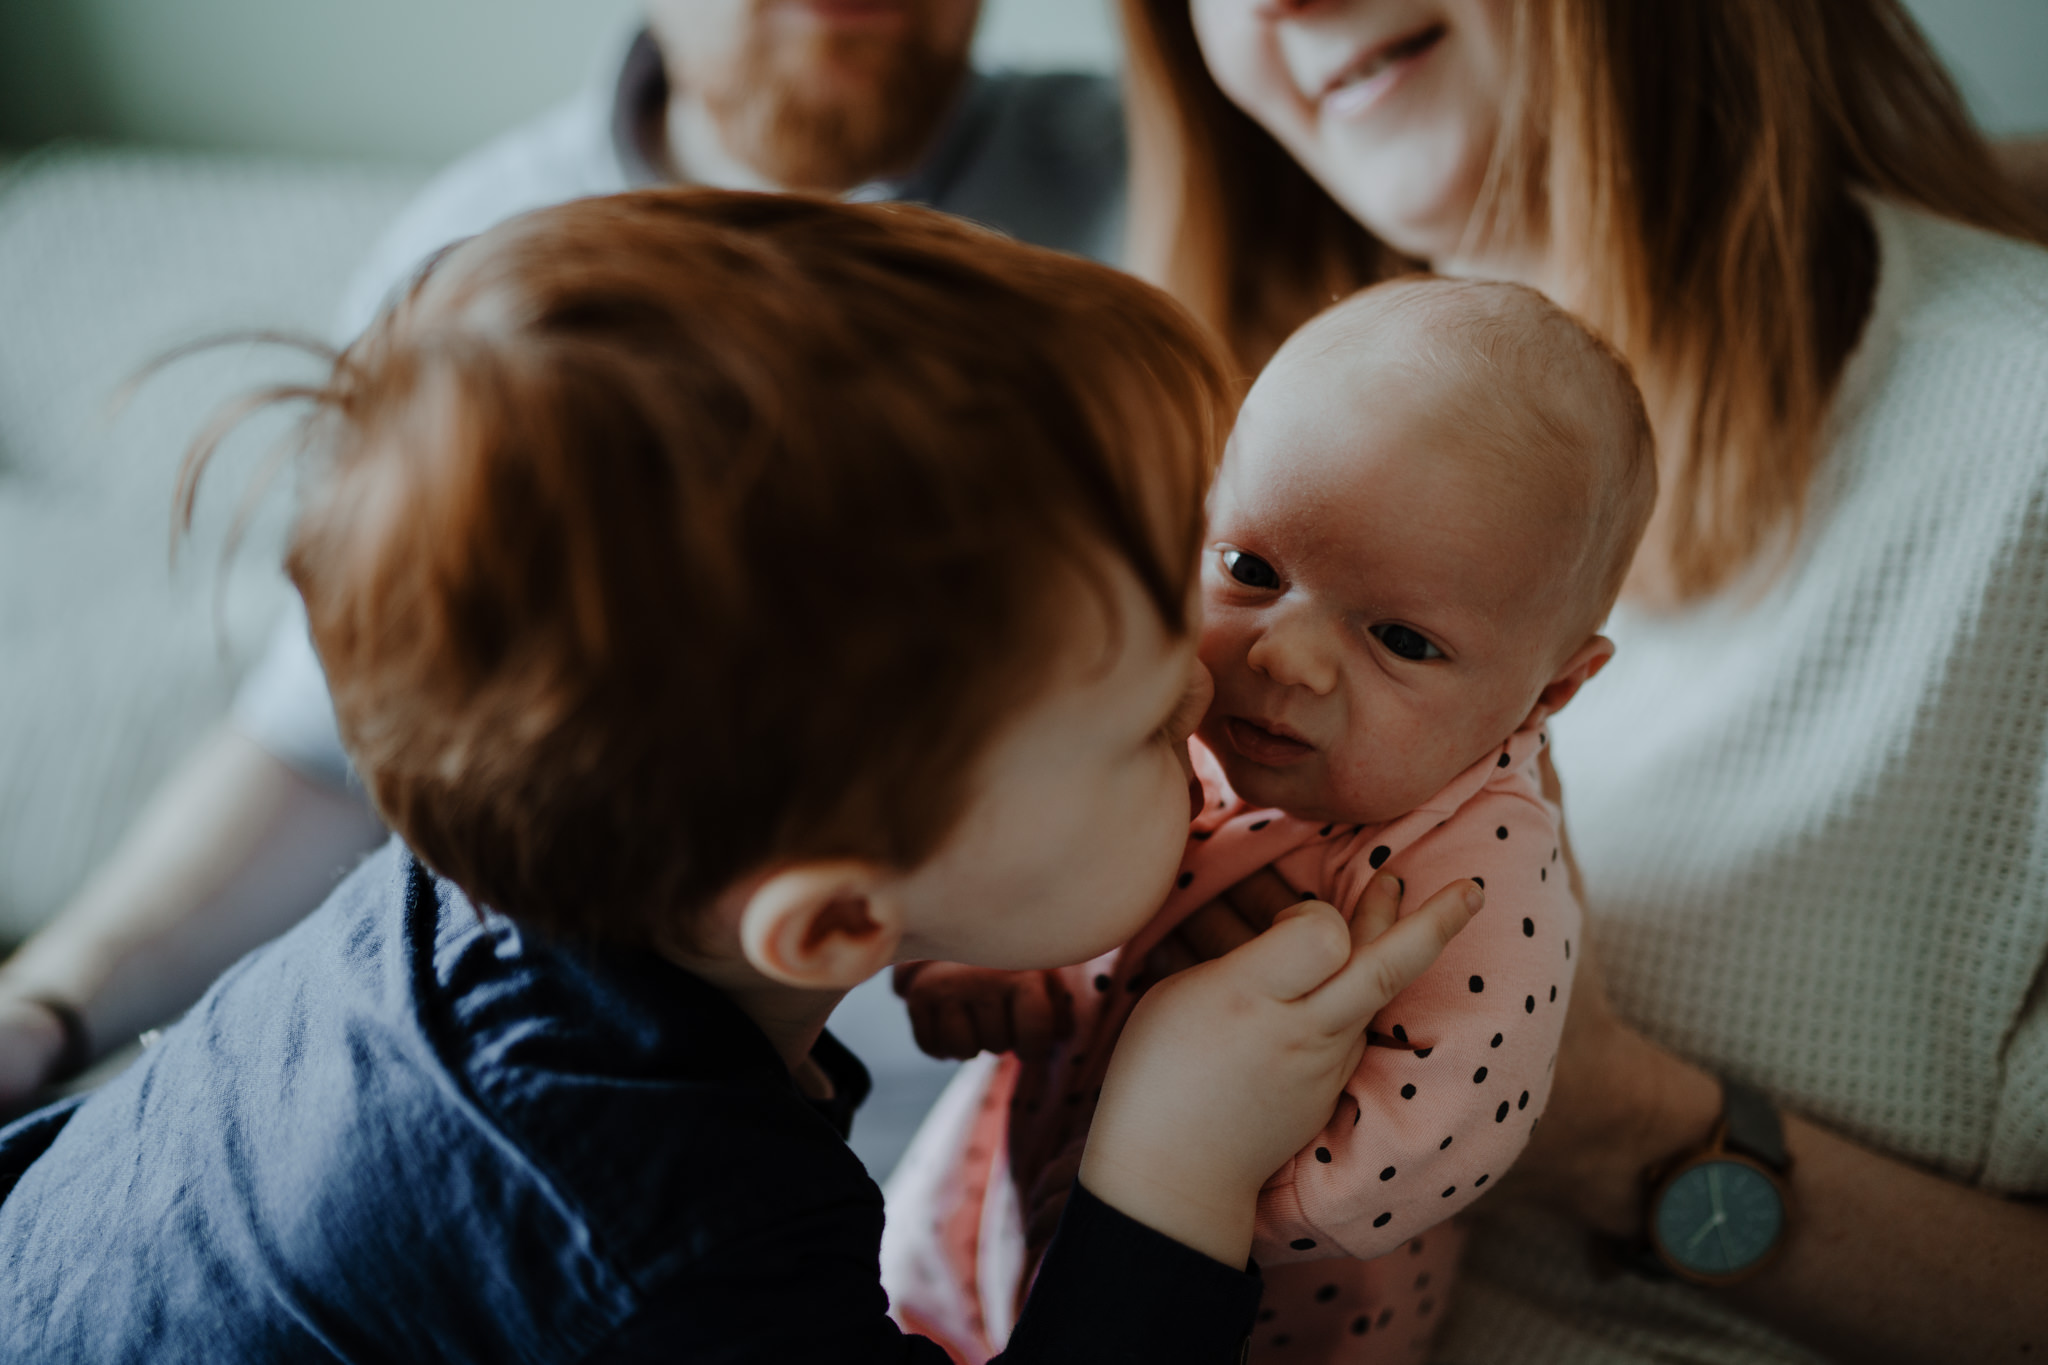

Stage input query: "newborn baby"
[{"left": 885, "top": 278, "right": 1657, "bottom": 1363}]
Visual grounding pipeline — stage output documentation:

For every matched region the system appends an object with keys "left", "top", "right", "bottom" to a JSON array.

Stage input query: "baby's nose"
[{"left": 1247, "top": 621, "right": 1339, "bottom": 696}]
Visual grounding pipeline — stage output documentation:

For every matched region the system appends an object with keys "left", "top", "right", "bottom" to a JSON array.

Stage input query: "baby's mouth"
[{"left": 1223, "top": 716, "right": 1317, "bottom": 767}]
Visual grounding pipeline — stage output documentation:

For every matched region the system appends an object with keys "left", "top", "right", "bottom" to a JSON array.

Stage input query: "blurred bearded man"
[
  {"left": 0, "top": 0, "right": 1125, "bottom": 1160},
  {"left": 660, "top": 0, "right": 978, "bottom": 192}
]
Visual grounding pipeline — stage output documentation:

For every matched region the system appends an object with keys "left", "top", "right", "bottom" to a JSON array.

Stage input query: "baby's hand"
[
  {"left": 892, "top": 961, "right": 1075, "bottom": 1061},
  {"left": 1078, "top": 873, "right": 1479, "bottom": 1267}
]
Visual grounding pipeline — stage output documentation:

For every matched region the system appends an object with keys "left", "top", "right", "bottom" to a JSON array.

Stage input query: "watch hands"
[
  {"left": 1685, "top": 1211, "right": 1726, "bottom": 1251},
  {"left": 1707, "top": 1166, "right": 1741, "bottom": 1266}
]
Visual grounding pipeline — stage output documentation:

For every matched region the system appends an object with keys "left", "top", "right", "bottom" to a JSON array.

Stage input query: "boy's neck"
[{"left": 673, "top": 950, "right": 849, "bottom": 1082}]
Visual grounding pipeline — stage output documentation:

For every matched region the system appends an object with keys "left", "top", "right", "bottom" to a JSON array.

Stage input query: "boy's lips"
[{"left": 1222, "top": 716, "right": 1317, "bottom": 767}]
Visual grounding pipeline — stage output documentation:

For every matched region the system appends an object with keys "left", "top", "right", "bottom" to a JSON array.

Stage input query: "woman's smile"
[{"left": 1318, "top": 21, "right": 1447, "bottom": 120}]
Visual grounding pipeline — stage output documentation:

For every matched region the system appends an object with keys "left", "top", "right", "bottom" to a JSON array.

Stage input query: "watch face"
[{"left": 1653, "top": 1159, "right": 1784, "bottom": 1278}]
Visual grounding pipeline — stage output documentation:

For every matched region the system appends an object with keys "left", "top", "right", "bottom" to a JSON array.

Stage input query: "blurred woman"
[{"left": 1123, "top": 2, "right": 2048, "bottom": 1360}]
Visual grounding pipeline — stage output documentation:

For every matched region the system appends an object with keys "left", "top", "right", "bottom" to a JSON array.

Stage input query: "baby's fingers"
[
  {"left": 909, "top": 997, "right": 971, "bottom": 1059},
  {"left": 1011, "top": 973, "right": 1057, "bottom": 1060},
  {"left": 1313, "top": 879, "right": 1481, "bottom": 1029}
]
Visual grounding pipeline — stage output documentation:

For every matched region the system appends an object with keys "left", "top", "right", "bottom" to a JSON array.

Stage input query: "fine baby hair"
[
  {"left": 177, "top": 190, "right": 1234, "bottom": 943},
  {"left": 1286, "top": 276, "right": 1658, "bottom": 638}
]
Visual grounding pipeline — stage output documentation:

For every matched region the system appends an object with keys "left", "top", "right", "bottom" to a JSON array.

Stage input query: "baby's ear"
[
  {"left": 1520, "top": 635, "right": 1615, "bottom": 730},
  {"left": 738, "top": 862, "right": 905, "bottom": 990}
]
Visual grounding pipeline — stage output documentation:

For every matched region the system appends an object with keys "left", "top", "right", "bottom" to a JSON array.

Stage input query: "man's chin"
[{"left": 704, "top": 34, "right": 968, "bottom": 193}]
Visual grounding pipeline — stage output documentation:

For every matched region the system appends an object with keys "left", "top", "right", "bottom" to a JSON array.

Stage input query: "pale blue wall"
[
  {"left": 0, "top": 0, "right": 2036, "bottom": 165},
  {"left": 0, "top": 0, "right": 1119, "bottom": 164}
]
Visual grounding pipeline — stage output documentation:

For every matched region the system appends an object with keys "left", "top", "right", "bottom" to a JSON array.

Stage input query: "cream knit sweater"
[{"left": 1435, "top": 199, "right": 2048, "bottom": 1364}]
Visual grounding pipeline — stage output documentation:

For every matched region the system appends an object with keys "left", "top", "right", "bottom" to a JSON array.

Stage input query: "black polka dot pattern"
[
  {"left": 1055, "top": 729, "right": 1581, "bottom": 1350},
  {"left": 1094, "top": 974, "right": 1112, "bottom": 992}
]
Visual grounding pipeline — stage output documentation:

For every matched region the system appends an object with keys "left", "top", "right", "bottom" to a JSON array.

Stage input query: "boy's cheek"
[{"left": 1194, "top": 604, "right": 1245, "bottom": 672}]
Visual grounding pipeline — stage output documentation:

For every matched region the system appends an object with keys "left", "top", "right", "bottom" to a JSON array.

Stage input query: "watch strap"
[{"left": 1720, "top": 1079, "right": 1790, "bottom": 1172}]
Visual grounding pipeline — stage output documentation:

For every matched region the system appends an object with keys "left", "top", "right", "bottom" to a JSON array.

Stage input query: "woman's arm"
[
  {"left": 1518, "top": 932, "right": 2048, "bottom": 1365},
  {"left": 1515, "top": 750, "right": 2048, "bottom": 1364}
]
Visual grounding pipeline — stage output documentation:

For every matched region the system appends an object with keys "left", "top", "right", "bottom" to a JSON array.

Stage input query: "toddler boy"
[{"left": 0, "top": 194, "right": 1478, "bottom": 1363}]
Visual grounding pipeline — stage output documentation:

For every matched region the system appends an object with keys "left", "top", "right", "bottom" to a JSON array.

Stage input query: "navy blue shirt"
[{"left": 0, "top": 841, "right": 1259, "bottom": 1362}]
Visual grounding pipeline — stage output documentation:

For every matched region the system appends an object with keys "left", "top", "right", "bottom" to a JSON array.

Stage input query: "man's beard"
[{"left": 695, "top": 15, "right": 968, "bottom": 194}]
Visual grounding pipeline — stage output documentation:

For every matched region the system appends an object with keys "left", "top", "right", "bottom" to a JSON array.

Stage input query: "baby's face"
[{"left": 1198, "top": 357, "right": 1584, "bottom": 824}]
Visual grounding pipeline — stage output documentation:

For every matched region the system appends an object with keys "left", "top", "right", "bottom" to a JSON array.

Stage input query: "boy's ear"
[
  {"left": 1519, "top": 634, "right": 1614, "bottom": 731},
  {"left": 738, "top": 862, "right": 905, "bottom": 990}
]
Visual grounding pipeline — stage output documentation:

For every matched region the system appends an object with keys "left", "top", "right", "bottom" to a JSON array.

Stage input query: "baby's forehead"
[{"left": 1221, "top": 280, "right": 1650, "bottom": 639}]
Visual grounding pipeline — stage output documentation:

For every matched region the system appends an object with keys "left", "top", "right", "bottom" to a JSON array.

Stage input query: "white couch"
[{"left": 0, "top": 145, "right": 422, "bottom": 944}]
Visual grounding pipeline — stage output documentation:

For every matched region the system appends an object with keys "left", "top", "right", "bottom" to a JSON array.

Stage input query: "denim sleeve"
[{"left": 587, "top": 1182, "right": 1258, "bottom": 1364}]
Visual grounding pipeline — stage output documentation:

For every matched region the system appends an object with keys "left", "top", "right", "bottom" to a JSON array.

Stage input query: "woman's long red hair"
[{"left": 1122, "top": 0, "right": 2048, "bottom": 601}]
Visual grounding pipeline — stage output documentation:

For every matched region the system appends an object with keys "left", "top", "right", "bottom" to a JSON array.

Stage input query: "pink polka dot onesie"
[{"left": 881, "top": 724, "right": 1578, "bottom": 1363}]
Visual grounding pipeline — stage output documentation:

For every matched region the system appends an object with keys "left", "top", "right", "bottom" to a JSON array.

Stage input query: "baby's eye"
[
  {"left": 1221, "top": 549, "right": 1280, "bottom": 590},
  {"left": 1370, "top": 624, "right": 1443, "bottom": 661}
]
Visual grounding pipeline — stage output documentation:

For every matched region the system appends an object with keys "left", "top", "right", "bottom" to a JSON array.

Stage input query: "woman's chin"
[{"left": 1318, "top": 143, "right": 1490, "bottom": 264}]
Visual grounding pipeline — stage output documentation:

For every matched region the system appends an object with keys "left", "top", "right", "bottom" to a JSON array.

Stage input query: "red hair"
[{"left": 184, "top": 191, "right": 1231, "bottom": 940}]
